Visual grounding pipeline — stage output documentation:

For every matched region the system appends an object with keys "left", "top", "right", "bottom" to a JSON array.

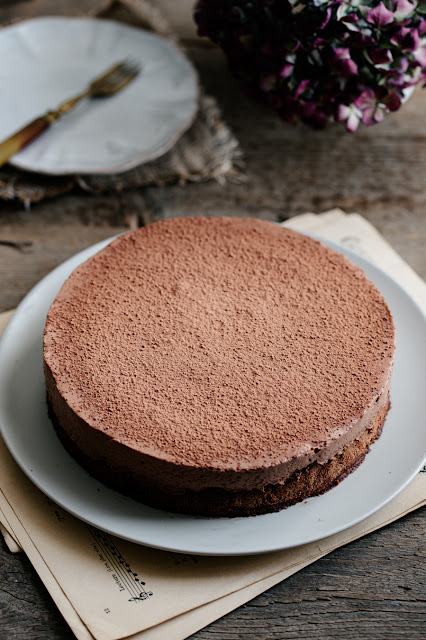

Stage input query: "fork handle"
[
  {"left": 0, "top": 92, "right": 89, "bottom": 168},
  {"left": 0, "top": 113, "right": 59, "bottom": 168}
]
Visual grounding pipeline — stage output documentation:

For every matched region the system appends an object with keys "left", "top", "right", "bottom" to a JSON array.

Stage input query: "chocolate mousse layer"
[{"left": 44, "top": 217, "right": 395, "bottom": 516}]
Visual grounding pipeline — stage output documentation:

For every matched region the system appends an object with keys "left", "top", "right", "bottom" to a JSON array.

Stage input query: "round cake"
[{"left": 43, "top": 217, "right": 395, "bottom": 517}]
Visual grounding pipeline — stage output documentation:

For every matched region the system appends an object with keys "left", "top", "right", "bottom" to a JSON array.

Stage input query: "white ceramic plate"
[
  {"left": 0, "top": 233, "right": 425, "bottom": 556},
  {"left": 0, "top": 17, "right": 198, "bottom": 174}
]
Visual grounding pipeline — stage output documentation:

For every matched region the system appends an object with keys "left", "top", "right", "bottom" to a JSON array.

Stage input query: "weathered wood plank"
[{"left": 0, "top": 535, "right": 74, "bottom": 639}]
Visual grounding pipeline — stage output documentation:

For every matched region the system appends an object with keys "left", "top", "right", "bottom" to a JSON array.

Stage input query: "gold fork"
[{"left": 0, "top": 59, "right": 141, "bottom": 168}]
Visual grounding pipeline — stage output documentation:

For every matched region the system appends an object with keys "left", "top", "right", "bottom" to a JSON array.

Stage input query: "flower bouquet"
[{"left": 194, "top": 0, "right": 426, "bottom": 130}]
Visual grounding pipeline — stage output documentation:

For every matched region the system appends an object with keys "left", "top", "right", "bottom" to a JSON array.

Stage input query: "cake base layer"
[{"left": 47, "top": 393, "right": 389, "bottom": 518}]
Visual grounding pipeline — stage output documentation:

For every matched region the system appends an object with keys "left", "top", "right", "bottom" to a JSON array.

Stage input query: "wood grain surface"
[{"left": 0, "top": 2, "right": 425, "bottom": 639}]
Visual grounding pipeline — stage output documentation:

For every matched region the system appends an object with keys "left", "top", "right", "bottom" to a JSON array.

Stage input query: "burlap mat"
[{"left": 0, "top": 0, "right": 241, "bottom": 204}]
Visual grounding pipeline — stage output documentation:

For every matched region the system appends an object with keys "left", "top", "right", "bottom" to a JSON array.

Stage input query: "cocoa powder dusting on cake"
[{"left": 44, "top": 217, "right": 394, "bottom": 474}]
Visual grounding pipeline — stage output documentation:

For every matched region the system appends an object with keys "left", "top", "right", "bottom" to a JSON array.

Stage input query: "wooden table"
[{"left": 0, "top": 3, "right": 425, "bottom": 639}]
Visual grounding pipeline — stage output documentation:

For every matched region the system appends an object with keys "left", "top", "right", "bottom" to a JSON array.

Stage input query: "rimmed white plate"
[
  {"left": 0, "top": 17, "right": 198, "bottom": 174},
  {"left": 0, "top": 233, "right": 425, "bottom": 556}
]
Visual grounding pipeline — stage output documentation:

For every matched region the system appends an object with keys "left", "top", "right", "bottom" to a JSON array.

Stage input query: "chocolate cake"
[{"left": 43, "top": 217, "right": 395, "bottom": 517}]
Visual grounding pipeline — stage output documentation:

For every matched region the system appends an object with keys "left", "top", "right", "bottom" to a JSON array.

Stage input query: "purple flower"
[
  {"left": 280, "top": 57, "right": 295, "bottom": 79},
  {"left": 340, "top": 13, "right": 359, "bottom": 24},
  {"left": 417, "top": 18, "right": 426, "bottom": 37},
  {"left": 334, "top": 47, "right": 351, "bottom": 58},
  {"left": 366, "top": 2, "right": 395, "bottom": 27},
  {"left": 332, "top": 48, "right": 359, "bottom": 76},
  {"left": 294, "top": 79, "right": 310, "bottom": 98},
  {"left": 348, "top": 32, "right": 377, "bottom": 48},
  {"left": 337, "top": 104, "right": 361, "bottom": 131},
  {"left": 386, "top": 68, "right": 409, "bottom": 86},
  {"left": 395, "top": 57, "right": 409, "bottom": 72},
  {"left": 355, "top": 89, "right": 385, "bottom": 125},
  {"left": 280, "top": 64, "right": 293, "bottom": 79},
  {"left": 341, "top": 59, "right": 359, "bottom": 76},
  {"left": 382, "top": 91, "right": 402, "bottom": 110},
  {"left": 369, "top": 47, "right": 393, "bottom": 64},
  {"left": 312, "top": 37, "right": 328, "bottom": 47},
  {"left": 319, "top": 7, "right": 333, "bottom": 29},
  {"left": 384, "top": 58, "right": 415, "bottom": 87},
  {"left": 391, "top": 26, "right": 420, "bottom": 51},
  {"left": 194, "top": 0, "right": 426, "bottom": 131}
]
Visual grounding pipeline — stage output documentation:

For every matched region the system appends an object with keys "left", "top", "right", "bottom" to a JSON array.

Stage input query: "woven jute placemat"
[{"left": 0, "top": 0, "right": 241, "bottom": 204}]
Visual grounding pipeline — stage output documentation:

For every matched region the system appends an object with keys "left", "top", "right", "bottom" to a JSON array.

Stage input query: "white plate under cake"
[{"left": 43, "top": 217, "right": 395, "bottom": 517}]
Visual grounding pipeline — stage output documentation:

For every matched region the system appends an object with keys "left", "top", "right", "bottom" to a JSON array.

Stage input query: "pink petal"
[
  {"left": 337, "top": 104, "right": 350, "bottom": 121},
  {"left": 383, "top": 92, "right": 402, "bottom": 111},
  {"left": 346, "top": 112, "right": 360, "bottom": 132},
  {"left": 391, "top": 26, "right": 420, "bottom": 51},
  {"left": 319, "top": 7, "right": 332, "bottom": 29},
  {"left": 392, "top": 0, "right": 417, "bottom": 19},
  {"left": 339, "top": 58, "right": 359, "bottom": 77},
  {"left": 366, "top": 2, "right": 394, "bottom": 27},
  {"left": 395, "top": 57, "right": 409, "bottom": 72},
  {"left": 369, "top": 47, "right": 393, "bottom": 64},
  {"left": 361, "top": 106, "right": 375, "bottom": 126},
  {"left": 418, "top": 18, "right": 426, "bottom": 37},
  {"left": 294, "top": 79, "right": 310, "bottom": 99},
  {"left": 362, "top": 104, "right": 385, "bottom": 126},
  {"left": 354, "top": 88, "right": 376, "bottom": 110},
  {"left": 312, "top": 37, "right": 328, "bottom": 47},
  {"left": 280, "top": 63, "right": 293, "bottom": 79},
  {"left": 414, "top": 46, "right": 426, "bottom": 67},
  {"left": 340, "top": 13, "right": 359, "bottom": 23},
  {"left": 334, "top": 47, "right": 351, "bottom": 60},
  {"left": 336, "top": 104, "right": 360, "bottom": 132}
]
